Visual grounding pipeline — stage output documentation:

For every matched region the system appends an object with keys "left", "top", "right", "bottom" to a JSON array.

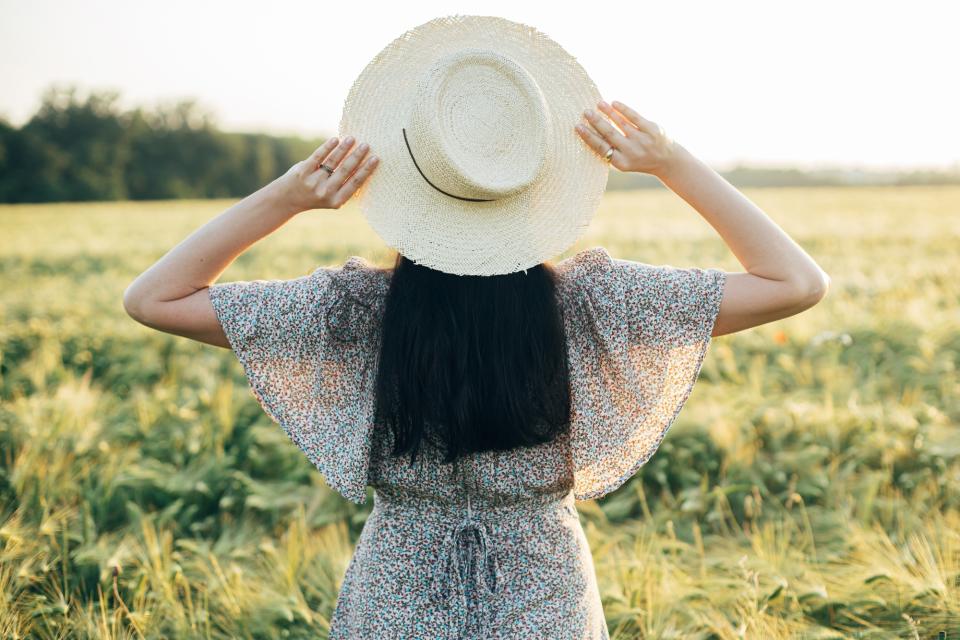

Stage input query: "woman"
[{"left": 123, "top": 15, "right": 829, "bottom": 640}]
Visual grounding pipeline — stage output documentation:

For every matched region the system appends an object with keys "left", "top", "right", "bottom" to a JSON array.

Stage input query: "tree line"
[
  {"left": 2, "top": 85, "right": 957, "bottom": 204},
  {"left": 0, "top": 86, "right": 322, "bottom": 204}
]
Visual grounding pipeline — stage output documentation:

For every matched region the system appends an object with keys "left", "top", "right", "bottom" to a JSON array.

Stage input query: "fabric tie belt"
[
  {"left": 374, "top": 486, "right": 574, "bottom": 639},
  {"left": 428, "top": 508, "right": 504, "bottom": 638}
]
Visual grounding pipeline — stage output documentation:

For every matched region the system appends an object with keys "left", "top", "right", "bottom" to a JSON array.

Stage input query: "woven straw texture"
[{"left": 338, "top": 15, "right": 609, "bottom": 276}]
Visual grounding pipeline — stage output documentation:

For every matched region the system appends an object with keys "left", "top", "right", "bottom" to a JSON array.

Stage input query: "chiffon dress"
[{"left": 207, "top": 246, "right": 727, "bottom": 639}]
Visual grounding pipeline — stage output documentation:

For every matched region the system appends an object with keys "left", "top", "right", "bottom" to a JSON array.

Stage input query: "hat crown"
[{"left": 405, "top": 48, "right": 551, "bottom": 201}]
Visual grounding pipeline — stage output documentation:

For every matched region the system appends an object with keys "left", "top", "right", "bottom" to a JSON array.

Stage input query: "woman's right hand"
[{"left": 575, "top": 99, "right": 681, "bottom": 178}]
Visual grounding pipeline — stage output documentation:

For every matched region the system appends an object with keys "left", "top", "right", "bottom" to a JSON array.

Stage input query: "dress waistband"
[{"left": 372, "top": 485, "right": 576, "bottom": 523}]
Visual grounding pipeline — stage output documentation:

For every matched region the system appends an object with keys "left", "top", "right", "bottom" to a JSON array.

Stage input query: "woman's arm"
[
  {"left": 122, "top": 136, "right": 378, "bottom": 348},
  {"left": 651, "top": 141, "right": 829, "bottom": 337},
  {"left": 577, "top": 99, "right": 830, "bottom": 337}
]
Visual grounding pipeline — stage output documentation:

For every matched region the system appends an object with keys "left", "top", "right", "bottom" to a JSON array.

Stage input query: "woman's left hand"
[{"left": 275, "top": 135, "right": 380, "bottom": 213}]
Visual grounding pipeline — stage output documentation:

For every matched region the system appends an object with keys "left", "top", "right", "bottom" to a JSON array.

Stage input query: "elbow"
[
  {"left": 123, "top": 284, "right": 147, "bottom": 323},
  {"left": 810, "top": 270, "right": 831, "bottom": 303},
  {"left": 790, "top": 271, "right": 831, "bottom": 309}
]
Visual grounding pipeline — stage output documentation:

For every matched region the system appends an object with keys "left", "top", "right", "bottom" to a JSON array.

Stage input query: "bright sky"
[{"left": 1, "top": 0, "right": 957, "bottom": 171}]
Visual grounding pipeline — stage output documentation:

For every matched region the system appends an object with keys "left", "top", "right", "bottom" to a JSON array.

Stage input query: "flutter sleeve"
[
  {"left": 207, "top": 256, "right": 388, "bottom": 505},
  {"left": 556, "top": 247, "right": 727, "bottom": 501}
]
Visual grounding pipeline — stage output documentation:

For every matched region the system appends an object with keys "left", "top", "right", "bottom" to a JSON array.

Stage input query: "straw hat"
[{"left": 338, "top": 15, "right": 609, "bottom": 276}]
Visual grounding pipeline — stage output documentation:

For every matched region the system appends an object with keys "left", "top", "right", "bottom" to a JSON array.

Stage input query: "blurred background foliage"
[{"left": 0, "top": 85, "right": 323, "bottom": 203}]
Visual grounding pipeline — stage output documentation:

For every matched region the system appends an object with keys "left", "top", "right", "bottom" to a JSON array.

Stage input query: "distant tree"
[
  {"left": 0, "top": 84, "right": 332, "bottom": 203},
  {"left": 125, "top": 98, "right": 236, "bottom": 199},
  {"left": 21, "top": 85, "right": 131, "bottom": 201}
]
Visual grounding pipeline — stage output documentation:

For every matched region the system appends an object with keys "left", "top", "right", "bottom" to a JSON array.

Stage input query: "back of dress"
[{"left": 208, "top": 246, "right": 726, "bottom": 639}]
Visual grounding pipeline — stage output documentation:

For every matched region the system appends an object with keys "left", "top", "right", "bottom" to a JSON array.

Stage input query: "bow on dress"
[{"left": 429, "top": 514, "right": 503, "bottom": 638}]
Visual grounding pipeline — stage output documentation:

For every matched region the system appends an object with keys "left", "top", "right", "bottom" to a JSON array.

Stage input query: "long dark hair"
[{"left": 373, "top": 251, "right": 571, "bottom": 466}]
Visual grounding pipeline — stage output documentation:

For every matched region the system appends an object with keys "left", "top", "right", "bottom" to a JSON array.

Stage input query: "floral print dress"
[{"left": 207, "top": 246, "right": 727, "bottom": 639}]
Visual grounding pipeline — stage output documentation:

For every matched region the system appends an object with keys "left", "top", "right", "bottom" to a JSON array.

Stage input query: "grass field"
[{"left": 1, "top": 185, "right": 959, "bottom": 638}]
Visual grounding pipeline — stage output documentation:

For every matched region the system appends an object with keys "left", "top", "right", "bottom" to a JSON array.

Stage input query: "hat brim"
[{"left": 338, "top": 14, "right": 609, "bottom": 276}]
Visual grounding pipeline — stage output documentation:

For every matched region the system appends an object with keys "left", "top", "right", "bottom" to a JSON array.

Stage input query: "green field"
[{"left": 1, "top": 185, "right": 959, "bottom": 638}]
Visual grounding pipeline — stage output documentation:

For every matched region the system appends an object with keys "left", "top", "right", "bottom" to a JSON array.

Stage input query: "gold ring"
[{"left": 603, "top": 146, "right": 614, "bottom": 161}]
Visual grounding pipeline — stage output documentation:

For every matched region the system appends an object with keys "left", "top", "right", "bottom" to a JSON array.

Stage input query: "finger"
[
  {"left": 327, "top": 140, "right": 371, "bottom": 188},
  {"left": 575, "top": 121, "right": 615, "bottom": 158},
  {"left": 319, "top": 135, "right": 357, "bottom": 173},
  {"left": 574, "top": 122, "right": 628, "bottom": 167},
  {"left": 297, "top": 139, "right": 337, "bottom": 180},
  {"left": 307, "top": 137, "right": 340, "bottom": 168},
  {"left": 597, "top": 101, "right": 640, "bottom": 137},
  {"left": 331, "top": 154, "right": 380, "bottom": 206},
  {"left": 610, "top": 101, "right": 658, "bottom": 136},
  {"left": 582, "top": 109, "right": 629, "bottom": 149}
]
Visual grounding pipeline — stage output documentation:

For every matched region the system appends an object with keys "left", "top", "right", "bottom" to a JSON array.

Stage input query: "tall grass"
[{"left": 1, "top": 185, "right": 958, "bottom": 638}]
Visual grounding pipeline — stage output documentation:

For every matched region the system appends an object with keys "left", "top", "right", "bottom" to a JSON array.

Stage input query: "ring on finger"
[
  {"left": 603, "top": 146, "right": 614, "bottom": 161},
  {"left": 319, "top": 163, "right": 335, "bottom": 175}
]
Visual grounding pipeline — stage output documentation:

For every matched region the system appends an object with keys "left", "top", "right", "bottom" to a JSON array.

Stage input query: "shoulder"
[
  {"left": 317, "top": 256, "right": 393, "bottom": 344},
  {"left": 325, "top": 255, "right": 392, "bottom": 298},
  {"left": 551, "top": 246, "right": 615, "bottom": 295},
  {"left": 552, "top": 246, "right": 613, "bottom": 277},
  {"left": 320, "top": 255, "right": 392, "bottom": 314},
  {"left": 208, "top": 256, "right": 393, "bottom": 339},
  {"left": 552, "top": 245, "right": 722, "bottom": 300}
]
